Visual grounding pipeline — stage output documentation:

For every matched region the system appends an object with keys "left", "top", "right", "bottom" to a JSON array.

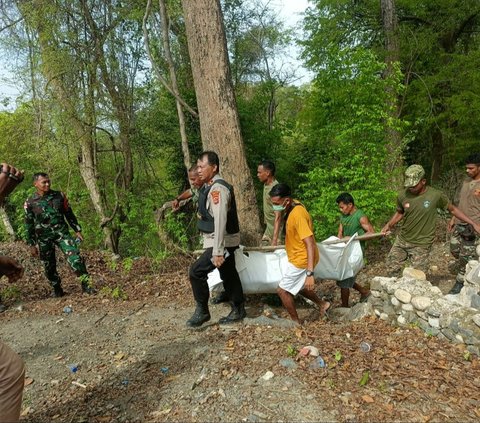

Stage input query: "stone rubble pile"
[{"left": 367, "top": 264, "right": 480, "bottom": 356}]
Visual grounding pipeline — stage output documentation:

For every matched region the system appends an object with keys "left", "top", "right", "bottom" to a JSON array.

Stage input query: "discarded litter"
[
  {"left": 68, "top": 364, "right": 78, "bottom": 373},
  {"left": 299, "top": 345, "right": 319, "bottom": 357},
  {"left": 309, "top": 356, "right": 326, "bottom": 369},
  {"left": 121, "top": 379, "right": 129, "bottom": 386},
  {"left": 360, "top": 341, "right": 371, "bottom": 352},
  {"left": 63, "top": 306, "right": 73, "bottom": 314},
  {"left": 160, "top": 367, "right": 169, "bottom": 374}
]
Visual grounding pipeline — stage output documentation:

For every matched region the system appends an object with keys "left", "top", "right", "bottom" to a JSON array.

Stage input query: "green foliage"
[
  {"left": 286, "top": 344, "right": 298, "bottom": 357},
  {"left": 334, "top": 351, "right": 343, "bottom": 362},
  {"left": 99, "top": 286, "right": 128, "bottom": 301},
  {"left": 297, "top": 47, "right": 407, "bottom": 239},
  {"left": 359, "top": 370, "right": 370, "bottom": 386},
  {"left": 0, "top": 285, "right": 22, "bottom": 302}
]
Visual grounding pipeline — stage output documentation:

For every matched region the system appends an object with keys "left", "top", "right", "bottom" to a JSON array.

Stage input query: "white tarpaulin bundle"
[{"left": 207, "top": 234, "right": 364, "bottom": 294}]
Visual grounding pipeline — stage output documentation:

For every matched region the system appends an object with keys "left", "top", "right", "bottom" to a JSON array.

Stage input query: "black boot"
[
  {"left": 449, "top": 281, "right": 464, "bottom": 295},
  {"left": 0, "top": 302, "right": 6, "bottom": 313},
  {"left": 218, "top": 303, "right": 246, "bottom": 324},
  {"left": 210, "top": 290, "right": 229, "bottom": 305},
  {"left": 53, "top": 284, "right": 65, "bottom": 298},
  {"left": 186, "top": 302, "right": 211, "bottom": 327}
]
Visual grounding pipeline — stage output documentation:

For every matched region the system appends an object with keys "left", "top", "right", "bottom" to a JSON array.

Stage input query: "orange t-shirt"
[{"left": 285, "top": 202, "right": 319, "bottom": 269}]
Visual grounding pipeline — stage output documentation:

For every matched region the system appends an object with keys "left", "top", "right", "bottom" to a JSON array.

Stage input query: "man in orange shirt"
[{"left": 269, "top": 183, "right": 330, "bottom": 324}]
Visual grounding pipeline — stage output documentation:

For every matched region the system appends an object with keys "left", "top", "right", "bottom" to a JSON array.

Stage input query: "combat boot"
[
  {"left": 218, "top": 303, "right": 246, "bottom": 324},
  {"left": 53, "top": 284, "right": 65, "bottom": 298},
  {"left": 186, "top": 302, "right": 211, "bottom": 327},
  {"left": 0, "top": 303, "right": 6, "bottom": 313},
  {"left": 210, "top": 290, "right": 229, "bottom": 305}
]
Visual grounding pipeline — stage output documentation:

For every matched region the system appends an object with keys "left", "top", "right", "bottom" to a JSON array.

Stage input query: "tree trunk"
[
  {"left": 159, "top": 0, "right": 192, "bottom": 170},
  {"left": 0, "top": 207, "right": 16, "bottom": 240},
  {"left": 381, "top": 0, "right": 403, "bottom": 183},
  {"left": 181, "top": 0, "right": 262, "bottom": 245}
]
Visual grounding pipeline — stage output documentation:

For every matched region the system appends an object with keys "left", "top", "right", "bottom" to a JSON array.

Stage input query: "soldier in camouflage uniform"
[
  {"left": 448, "top": 153, "right": 480, "bottom": 294},
  {"left": 24, "top": 173, "right": 92, "bottom": 297},
  {"left": 382, "top": 165, "right": 480, "bottom": 277}
]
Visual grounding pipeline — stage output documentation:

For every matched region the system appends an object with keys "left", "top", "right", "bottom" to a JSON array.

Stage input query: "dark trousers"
[{"left": 189, "top": 246, "right": 244, "bottom": 306}]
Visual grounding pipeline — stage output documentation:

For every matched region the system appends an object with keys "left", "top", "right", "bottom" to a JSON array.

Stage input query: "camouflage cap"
[{"left": 404, "top": 164, "right": 425, "bottom": 188}]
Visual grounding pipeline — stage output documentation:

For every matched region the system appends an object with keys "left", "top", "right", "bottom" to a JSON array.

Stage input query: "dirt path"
[{"left": 1, "top": 240, "right": 479, "bottom": 422}]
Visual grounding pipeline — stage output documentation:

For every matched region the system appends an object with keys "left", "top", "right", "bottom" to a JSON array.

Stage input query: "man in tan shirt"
[
  {"left": 186, "top": 151, "right": 246, "bottom": 327},
  {"left": 448, "top": 153, "right": 480, "bottom": 294}
]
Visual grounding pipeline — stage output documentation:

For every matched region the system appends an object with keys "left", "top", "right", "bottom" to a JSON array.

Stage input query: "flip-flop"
[{"left": 359, "top": 292, "right": 371, "bottom": 303}]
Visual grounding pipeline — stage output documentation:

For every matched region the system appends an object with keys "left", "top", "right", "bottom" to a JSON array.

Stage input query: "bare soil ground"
[{"left": 1, "top": 239, "right": 479, "bottom": 422}]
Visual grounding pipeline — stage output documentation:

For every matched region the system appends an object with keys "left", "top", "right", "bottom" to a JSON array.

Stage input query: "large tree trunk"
[
  {"left": 181, "top": 0, "right": 262, "bottom": 245},
  {"left": 381, "top": 0, "right": 403, "bottom": 184}
]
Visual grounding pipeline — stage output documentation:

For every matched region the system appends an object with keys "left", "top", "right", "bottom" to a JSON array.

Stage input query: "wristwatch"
[{"left": 306, "top": 270, "right": 314, "bottom": 277}]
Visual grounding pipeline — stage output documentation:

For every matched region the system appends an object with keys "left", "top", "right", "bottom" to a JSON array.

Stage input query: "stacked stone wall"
[{"left": 368, "top": 265, "right": 480, "bottom": 356}]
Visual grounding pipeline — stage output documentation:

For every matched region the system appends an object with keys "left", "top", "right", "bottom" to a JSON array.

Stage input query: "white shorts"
[{"left": 279, "top": 262, "right": 307, "bottom": 296}]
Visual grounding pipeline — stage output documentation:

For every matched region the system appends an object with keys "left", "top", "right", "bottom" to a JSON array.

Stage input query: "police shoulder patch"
[{"left": 210, "top": 190, "right": 220, "bottom": 205}]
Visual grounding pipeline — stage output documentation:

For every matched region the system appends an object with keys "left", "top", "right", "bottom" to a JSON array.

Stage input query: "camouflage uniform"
[
  {"left": 24, "top": 190, "right": 90, "bottom": 293},
  {"left": 386, "top": 237, "right": 432, "bottom": 276},
  {"left": 385, "top": 165, "right": 450, "bottom": 277}
]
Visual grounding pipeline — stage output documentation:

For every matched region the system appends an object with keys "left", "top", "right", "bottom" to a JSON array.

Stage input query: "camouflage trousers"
[
  {"left": 449, "top": 224, "right": 480, "bottom": 283},
  {"left": 38, "top": 232, "right": 88, "bottom": 288},
  {"left": 386, "top": 237, "right": 431, "bottom": 277}
]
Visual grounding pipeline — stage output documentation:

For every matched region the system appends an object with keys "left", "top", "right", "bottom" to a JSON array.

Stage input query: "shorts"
[
  {"left": 279, "top": 262, "right": 307, "bottom": 296},
  {"left": 336, "top": 276, "right": 355, "bottom": 289}
]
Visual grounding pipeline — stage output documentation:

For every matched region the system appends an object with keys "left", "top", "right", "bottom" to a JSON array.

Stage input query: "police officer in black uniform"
[{"left": 187, "top": 151, "right": 246, "bottom": 327}]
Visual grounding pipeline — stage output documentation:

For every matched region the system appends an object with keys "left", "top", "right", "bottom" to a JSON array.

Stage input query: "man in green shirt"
[
  {"left": 257, "top": 160, "right": 283, "bottom": 246},
  {"left": 336, "top": 193, "right": 373, "bottom": 307},
  {"left": 382, "top": 164, "right": 480, "bottom": 276}
]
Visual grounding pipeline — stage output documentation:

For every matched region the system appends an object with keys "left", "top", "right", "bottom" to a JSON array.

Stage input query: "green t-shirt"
[
  {"left": 397, "top": 187, "right": 450, "bottom": 246},
  {"left": 340, "top": 209, "right": 366, "bottom": 237},
  {"left": 262, "top": 179, "right": 284, "bottom": 240}
]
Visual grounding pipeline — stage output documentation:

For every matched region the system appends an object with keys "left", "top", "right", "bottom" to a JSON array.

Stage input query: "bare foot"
[{"left": 319, "top": 301, "right": 331, "bottom": 318}]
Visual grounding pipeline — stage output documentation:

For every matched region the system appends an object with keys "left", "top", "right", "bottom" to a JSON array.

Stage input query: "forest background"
[{"left": 0, "top": 0, "right": 478, "bottom": 258}]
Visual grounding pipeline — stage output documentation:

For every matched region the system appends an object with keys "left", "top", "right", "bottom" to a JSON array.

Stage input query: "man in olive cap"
[{"left": 381, "top": 164, "right": 480, "bottom": 276}]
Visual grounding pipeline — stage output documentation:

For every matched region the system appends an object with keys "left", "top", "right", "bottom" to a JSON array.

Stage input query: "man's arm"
[
  {"left": 337, "top": 223, "right": 344, "bottom": 238},
  {"left": 381, "top": 211, "right": 404, "bottom": 234},
  {"left": 172, "top": 189, "right": 193, "bottom": 211},
  {"left": 448, "top": 204, "right": 480, "bottom": 234},
  {"left": 211, "top": 185, "right": 229, "bottom": 268},
  {"left": 271, "top": 211, "right": 282, "bottom": 246},
  {"left": 61, "top": 193, "right": 82, "bottom": 236},
  {"left": 359, "top": 215, "right": 375, "bottom": 234},
  {"left": 303, "top": 235, "right": 317, "bottom": 290},
  {"left": 0, "top": 163, "right": 24, "bottom": 204}
]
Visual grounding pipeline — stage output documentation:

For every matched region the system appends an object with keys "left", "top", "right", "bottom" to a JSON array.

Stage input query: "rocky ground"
[{"left": 1, "top": 239, "right": 479, "bottom": 422}]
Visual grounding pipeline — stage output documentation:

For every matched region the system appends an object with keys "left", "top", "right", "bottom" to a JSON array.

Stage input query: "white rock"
[
  {"left": 371, "top": 290, "right": 381, "bottom": 298},
  {"left": 380, "top": 313, "right": 389, "bottom": 321},
  {"left": 391, "top": 297, "right": 400, "bottom": 307},
  {"left": 374, "top": 309, "right": 381, "bottom": 317},
  {"left": 430, "top": 265, "right": 438, "bottom": 272},
  {"left": 261, "top": 371, "right": 274, "bottom": 381},
  {"left": 401, "top": 303, "right": 414, "bottom": 311},
  {"left": 416, "top": 310, "right": 427, "bottom": 319},
  {"left": 472, "top": 314, "right": 480, "bottom": 328},
  {"left": 411, "top": 296, "right": 431, "bottom": 311},
  {"left": 402, "top": 267, "right": 426, "bottom": 281},
  {"left": 394, "top": 289, "right": 412, "bottom": 304},
  {"left": 430, "top": 287, "right": 442, "bottom": 295},
  {"left": 455, "top": 334, "right": 464, "bottom": 343},
  {"left": 397, "top": 315, "right": 407, "bottom": 325},
  {"left": 428, "top": 317, "right": 440, "bottom": 328}
]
